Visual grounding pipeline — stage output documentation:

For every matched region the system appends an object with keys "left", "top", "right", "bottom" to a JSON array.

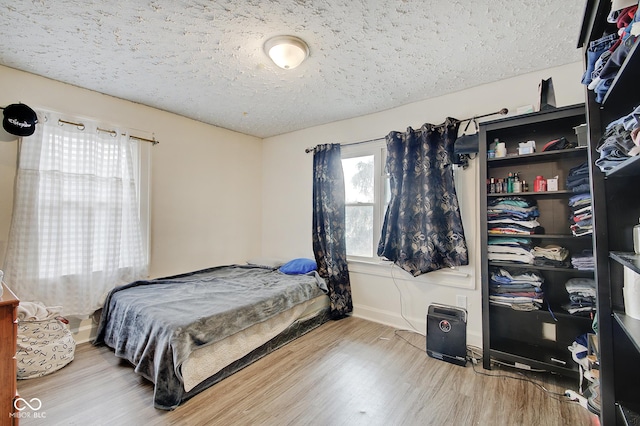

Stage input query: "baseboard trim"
[
  {"left": 352, "top": 304, "right": 482, "bottom": 348},
  {"left": 67, "top": 317, "right": 98, "bottom": 344},
  {"left": 353, "top": 304, "right": 426, "bottom": 334}
]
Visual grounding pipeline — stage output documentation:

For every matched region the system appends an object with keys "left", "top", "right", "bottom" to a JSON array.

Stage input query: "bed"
[{"left": 94, "top": 262, "right": 330, "bottom": 410}]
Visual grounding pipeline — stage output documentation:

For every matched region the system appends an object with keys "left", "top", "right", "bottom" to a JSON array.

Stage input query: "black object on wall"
[{"left": 1, "top": 103, "right": 38, "bottom": 136}]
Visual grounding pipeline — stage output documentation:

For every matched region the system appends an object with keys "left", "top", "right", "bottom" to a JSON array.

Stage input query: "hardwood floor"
[{"left": 17, "top": 317, "right": 596, "bottom": 425}]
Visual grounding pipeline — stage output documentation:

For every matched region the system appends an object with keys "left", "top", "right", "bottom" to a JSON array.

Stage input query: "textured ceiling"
[{"left": 0, "top": 1, "right": 585, "bottom": 138}]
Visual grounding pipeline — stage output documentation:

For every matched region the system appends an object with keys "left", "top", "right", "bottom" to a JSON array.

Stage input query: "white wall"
[
  {"left": 0, "top": 65, "right": 263, "bottom": 281},
  {"left": 261, "top": 62, "right": 586, "bottom": 347}
]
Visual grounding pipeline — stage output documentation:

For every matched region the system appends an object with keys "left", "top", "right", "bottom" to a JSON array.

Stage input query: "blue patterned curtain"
[
  {"left": 312, "top": 143, "right": 352, "bottom": 319},
  {"left": 377, "top": 119, "right": 469, "bottom": 276}
]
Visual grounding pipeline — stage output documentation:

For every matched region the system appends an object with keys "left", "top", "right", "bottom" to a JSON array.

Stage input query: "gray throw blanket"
[{"left": 94, "top": 264, "right": 327, "bottom": 410}]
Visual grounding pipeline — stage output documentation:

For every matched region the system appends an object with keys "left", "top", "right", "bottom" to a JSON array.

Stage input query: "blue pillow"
[{"left": 279, "top": 258, "right": 317, "bottom": 275}]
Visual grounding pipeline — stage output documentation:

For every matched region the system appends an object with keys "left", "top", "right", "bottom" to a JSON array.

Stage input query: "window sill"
[{"left": 347, "top": 258, "right": 475, "bottom": 290}]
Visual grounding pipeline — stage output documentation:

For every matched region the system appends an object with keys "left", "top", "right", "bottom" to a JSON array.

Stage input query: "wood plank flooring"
[{"left": 17, "top": 317, "right": 596, "bottom": 425}]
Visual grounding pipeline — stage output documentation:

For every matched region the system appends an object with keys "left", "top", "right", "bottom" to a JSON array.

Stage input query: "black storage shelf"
[
  {"left": 490, "top": 301, "right": 594, "bottom": 323},
  {"left": 487, "top": 147, "right": 588, "bottom": 167},
  {"left": 549, "top": 307, "right": 596, "bottom": 322},
  {"left": 480, "top": 104, "right": 593, "bottom": 379},
  {"left": 602, "top": 37, "right": 640, "bottom": 109},
  {"left": 487, "top": 190, "right": 576, "bottom": 198},
  {"left": 488, "top": 232, "right": 592, "bottom": 240},
  {"left": 488, "top": 344, "right": 579, "bottom": 378},
  {"left": 610, "top": 252, "right": 640, "bottom": 275},
  {"left": 488, "top": 260, "right": 594, "bottom": 275},
  {"left": 482, "top": 104, "right": 587, "bottom": 131},
  {"left": 579, "top": 1, "right": 640, "bottom": 423},
  {"left": 488, "top": 304, "right": 590, "bottom": 379},
  {"left": 491, "top": 302, "right": 594, "bottom": 323},
  {"left": 613, "top": 312, "right": 640, "bottom": 354},
  {"left": 616, "top": 402, "right": 640, "bottom": 426},
  {"left": 604, "top": 155, "right": 640, "bottom": 178}
]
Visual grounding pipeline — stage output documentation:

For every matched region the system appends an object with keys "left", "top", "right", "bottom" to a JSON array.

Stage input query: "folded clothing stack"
[
  {"left": 571, "top": 250, "right": 595, "bottom": 271},
  {"left": 487, "top": 197, "right": 542, "bottom": 235},
  {"left": 489, "top": 267, "right": 544, "bottom": 311},
  {"left": 563, "top": 278, "right": 597, "bottom": 315},
  {"left": 566, "top": 162, "right": 591, "bottom": 194},
  {"left": 569, "top": 193, "right": 593, "bottom": 237},
  {"left": 488, "top": 237, "right": 534, "bottom": 264},
  {"left": 594, "top": 105, "right": 640, "bottom": 172},
  {"left": 581, "top": 3, "right": 638, "bottom": 104},
  {"left": 532, "top": 245, "right": 570, "bottom": 268}
]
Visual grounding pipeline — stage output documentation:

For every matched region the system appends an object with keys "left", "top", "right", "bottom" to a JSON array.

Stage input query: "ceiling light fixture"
[{"left": 264, "top": 35, "right": 309, "bottom": 70}]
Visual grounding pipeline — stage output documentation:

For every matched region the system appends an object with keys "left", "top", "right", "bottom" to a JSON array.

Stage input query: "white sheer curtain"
[{"left": 3, "top": 111, "right": 149, "bottom": 317}]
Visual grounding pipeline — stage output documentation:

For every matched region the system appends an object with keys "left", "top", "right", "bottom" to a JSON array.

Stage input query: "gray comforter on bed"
[{"left": 94, "top": 264, "right": 327, "bottom": 410}]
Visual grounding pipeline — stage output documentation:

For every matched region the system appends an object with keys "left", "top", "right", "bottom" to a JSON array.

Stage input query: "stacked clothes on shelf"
[
  {"left": 594, "top": 105, "right": 640, "bottom": 172},
  {"left": 571, "top": 250, "right": 595, "bottom": 271},
  {"left": 566, "top": 162, "right": 591, "bottom": 193},
  {"left": 489, "top": 267, "right": 544, "bottom": 311},
  {"left": 568, "top": 193, "right": 593, "bottom": 237},
  {"left": 487, "top": 237, "right": 534, "bottom": 264},
  {"left": 532, "top": 245, "right": 570, "bottom": 268},
  {"left": 563, "top": 278, "right": 597, "bottom": 316},
  {"left": 581, "top": 2, "right": 638, "bottom": 104},
  {"left": 487, "top": 197, "right": 541, "bottom": 235},
  {"left": 566, "top": 161, "right": 593, "bottom": 237}
]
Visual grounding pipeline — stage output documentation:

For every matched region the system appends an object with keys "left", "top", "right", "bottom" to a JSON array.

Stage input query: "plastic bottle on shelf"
[
  {"left": 495, "top": 138, "right": 507, "bottom": 158},
  {"left": 507, "top": 172, "right": 514, "bottom": 193},
  {"left": 634, "top": 218, "right": 640, "bottom": 254},
  {"left": 489, "top": 177, "right": 495, "bottom": 194},
  {"left": 513, "top": 173, "right": 522, "bottom": 193},
  {"left": 534, "top": 175, "right": 545, "bottom": 192},
  {"left": 522, "top": 180, "right": 529, "bottom": 192}
]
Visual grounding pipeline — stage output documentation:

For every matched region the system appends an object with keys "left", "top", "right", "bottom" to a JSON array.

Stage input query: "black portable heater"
[{"left": 426, "top": 304, "right": 467, "bottom": 366}]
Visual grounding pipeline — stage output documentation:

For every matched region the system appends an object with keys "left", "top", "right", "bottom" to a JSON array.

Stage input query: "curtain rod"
[
  {"left": 0, "top": 105, "right": 159, "bottom": 144},
  {"left": 304, "top": 107, "right": 508, "bottom": 153},
  {"left": 57, "top": 118, "right": 159, "bottom": 145}
]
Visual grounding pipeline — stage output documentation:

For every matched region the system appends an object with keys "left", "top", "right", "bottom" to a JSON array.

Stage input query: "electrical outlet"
[
  {"left": 542, "top": 322, "right": 556, "bottom": 341},
  {"left": 456, "top": 295, "right": 467, "bottom": 310}
]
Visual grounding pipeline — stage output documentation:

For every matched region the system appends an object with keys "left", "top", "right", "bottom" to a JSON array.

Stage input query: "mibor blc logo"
[{"left": 11, "top": 397, "right": 46, "bottom": 419}]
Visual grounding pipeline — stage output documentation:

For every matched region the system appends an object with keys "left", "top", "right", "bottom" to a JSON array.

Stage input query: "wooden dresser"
[{"left": 0, "top": 283, "right": 19, "bottom": 426}]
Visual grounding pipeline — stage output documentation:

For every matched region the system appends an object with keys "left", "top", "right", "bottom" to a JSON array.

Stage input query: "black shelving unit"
[
  {"left": 579, "top": 1, "right": 640, "bottom": 424},
  {"left": 479, "top": 104, "right": 595, "bottom": 379}
]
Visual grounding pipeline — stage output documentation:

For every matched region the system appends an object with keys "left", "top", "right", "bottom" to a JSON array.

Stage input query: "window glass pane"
[
  {"left": 342, "top": 155, "right": 374, "bottom": 204},
  {"left": 384, "top": 175, "right": 391, "bottom": 206},
  {"left": 345, "top": 205, "right": 373, "bottom": 257}
]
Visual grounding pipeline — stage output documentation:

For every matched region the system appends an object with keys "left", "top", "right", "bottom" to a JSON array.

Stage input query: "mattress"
[
  {"left": 95, "top": 264, "right": 329, "bottom": 409},
  {"left": 182, "top": 294, "right": 329, "bottom": 392}
]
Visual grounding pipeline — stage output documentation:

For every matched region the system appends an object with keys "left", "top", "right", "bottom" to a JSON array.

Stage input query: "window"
[
  {"left": 36, "top": 134, "right": 150, "bottom": 278},
  {"left": 3, "top": 111, "right": 151, "bottom": 316},
  {"left": 341, "top": 140, "right": 388, "bottom": 261}
]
